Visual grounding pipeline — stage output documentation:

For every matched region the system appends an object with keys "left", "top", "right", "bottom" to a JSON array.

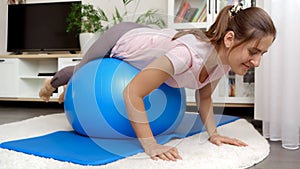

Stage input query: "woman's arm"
[
  {"left": 123, "top": 56, "right": 182, "bottom": 161},
  {"left": 196, "top": 80, "right": 248, "bottom": 146},
  {"left": 196, "top": 80, "right": 219, "bottom": 137}
]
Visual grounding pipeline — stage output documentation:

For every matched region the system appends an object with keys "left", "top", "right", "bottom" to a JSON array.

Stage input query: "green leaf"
[
  {"left": 136, "top": 9, "right": 166, "bottom": 28},
  {"left": 98, "top": 8, "right": 109, "bottom": 21},
  {"left": 114, "top": 7, "right": 123, "bottom": 23},
  {"left": 123, "top": 0, "right": 133, "bottom": 6}
]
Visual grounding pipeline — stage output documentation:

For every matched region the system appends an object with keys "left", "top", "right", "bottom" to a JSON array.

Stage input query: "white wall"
[
  {"left": 83, "top": 0, "right": 168, "bottom": 23},
  {"left": 256, "top": 0, "right": 264, "bottom": 8}
]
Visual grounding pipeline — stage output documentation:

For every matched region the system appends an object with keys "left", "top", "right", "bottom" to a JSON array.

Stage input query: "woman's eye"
[{"left": 248, "top": 50, "right": 258, "bottom": 56}]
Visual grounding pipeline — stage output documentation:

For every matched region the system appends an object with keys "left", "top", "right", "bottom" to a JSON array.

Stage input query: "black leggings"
[{"left": 50, "top": 22, "right": 150, "bottom": 88}]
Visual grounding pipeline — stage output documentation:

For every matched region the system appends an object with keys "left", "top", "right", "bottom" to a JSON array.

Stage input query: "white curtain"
[{"left": 255, "top": 0, "right": 300, "bottom": 150}]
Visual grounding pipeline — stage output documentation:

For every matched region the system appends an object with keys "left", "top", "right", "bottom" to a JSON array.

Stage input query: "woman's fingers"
[
  {"left": 158, "top": 153, "right": 170, "bottom": 161},
  {"left": 152, "top": 147, "right": 182, "bottom": 161},
  {"left": 230, "top": 138, "right": 248, "bottom": 146},
  {"left": 210, "top": 135, "right": 248, "bottom": 147},
  {"left": 151, "top": 156, "right": 158, "bottom": 161},
  {"left": 164, "top": 148, "right": 182, "bottom": 161},
  {"left": 222, "top": 137, "right": 248, "bottom": 146},
  {"left": 170, "top": 147, "right": 182, "bottom": 160}
]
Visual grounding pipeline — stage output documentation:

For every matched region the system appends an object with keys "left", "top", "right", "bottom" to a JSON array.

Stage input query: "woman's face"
[{"left": 227, "top": 35, "right": 274, "bottom": 75}]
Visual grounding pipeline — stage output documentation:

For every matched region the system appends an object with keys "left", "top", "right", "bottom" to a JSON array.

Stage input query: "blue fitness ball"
[{"left": 64, "top": 58, "right": 186, "bottom": 139}]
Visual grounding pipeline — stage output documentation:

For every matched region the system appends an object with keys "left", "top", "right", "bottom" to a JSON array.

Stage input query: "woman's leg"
[
  {"left": 39, "top": 22, "right": 149, "bottom": 102},
  {"left": 74, "top": 22, "right": 150, "bottom": 71},
  {"left": 39, "top": 66, "right": 74, "bottom": 102}
]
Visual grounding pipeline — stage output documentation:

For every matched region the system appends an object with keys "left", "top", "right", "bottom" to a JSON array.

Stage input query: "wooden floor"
[{"left": 0, "top": 102, "right": 299, "bottom": 169}]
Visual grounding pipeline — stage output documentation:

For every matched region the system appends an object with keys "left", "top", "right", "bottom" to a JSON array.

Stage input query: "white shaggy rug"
[{"left": 0, "top": 113, "right": 269, "bottom": 169}]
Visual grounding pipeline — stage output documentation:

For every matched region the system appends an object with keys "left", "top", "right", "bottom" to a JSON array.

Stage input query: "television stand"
[{"left": 0, "top": 53, "right": 81, "bottom": 101}]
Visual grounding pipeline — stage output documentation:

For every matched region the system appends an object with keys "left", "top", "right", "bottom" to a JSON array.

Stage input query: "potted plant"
[
  {"left": 66, "top": 3, "right": 109, "bottom": 52},
  {"left": 66, "top": 0, "right": 166, "bottom": 52}
]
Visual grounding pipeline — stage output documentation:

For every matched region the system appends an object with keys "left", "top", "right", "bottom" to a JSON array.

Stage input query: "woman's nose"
[{"left": 250, "top": 55, "right": 262, "bottom": 67}]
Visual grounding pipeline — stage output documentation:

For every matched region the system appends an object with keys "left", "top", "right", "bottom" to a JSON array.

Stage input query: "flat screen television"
[{"left": 7, "top": 1, "right": 81, "bottom": 54}]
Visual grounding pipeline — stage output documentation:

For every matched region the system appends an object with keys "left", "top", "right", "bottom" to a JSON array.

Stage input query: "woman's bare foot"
[
  {"left": 39, "top": 78, "right": 56, "bottom": 102},
  {"left": 58, "top": 85, "right": 67, "bottom": 104}
]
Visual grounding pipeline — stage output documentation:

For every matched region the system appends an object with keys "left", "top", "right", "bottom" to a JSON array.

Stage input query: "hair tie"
[{"left": 230, "top": 3, "right": 243, "bottom": 16}]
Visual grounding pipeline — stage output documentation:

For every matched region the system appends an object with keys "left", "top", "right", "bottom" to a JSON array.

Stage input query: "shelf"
[
  {"left": 0, "top": 99, "right": 254, "bottom": 107},
  {"left": 19, "top": 76, "right": 52, "bottom": 79},
  {"left": 168, "top": 0, "right": 212, "bottom": 30},
  {"left": 187, "top": 102, "right": 254, "bottom": 107},
  {"left": 0, "top": 53, "right": 80, "bottom": 59},
  {"left": 213, "top": 97, "right": 254, "bottom": 104},
  {"left": 0, "top": 97, "right": 59, "bottom": 102}
]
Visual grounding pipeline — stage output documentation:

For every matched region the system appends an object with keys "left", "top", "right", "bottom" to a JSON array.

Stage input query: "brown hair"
[{"left": 172, "top": 5, "right": 277, "bottom": 48}]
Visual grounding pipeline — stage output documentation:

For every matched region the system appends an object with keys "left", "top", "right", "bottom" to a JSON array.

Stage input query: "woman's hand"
[
  {"left": 209, "top": 134, "right": 248, "bottom": 147},
  {"left": 144, "top": 143, "right": 182, "bottom": 161}
]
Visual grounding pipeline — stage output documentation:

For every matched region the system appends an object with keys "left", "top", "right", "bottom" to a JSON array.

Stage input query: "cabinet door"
[
  {"left": 57, "top": 57, "right": 82, "bottom": 96},
  {"left": 0, "top": 58, "right": 19, "bottom": 97}
]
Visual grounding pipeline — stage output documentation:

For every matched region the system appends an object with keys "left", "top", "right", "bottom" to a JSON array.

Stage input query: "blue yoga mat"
[{"left": 0, "top": 113, "right": 239, "bottom": 166}]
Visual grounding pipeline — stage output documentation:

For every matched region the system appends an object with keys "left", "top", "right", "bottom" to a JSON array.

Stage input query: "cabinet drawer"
[{"left": 58, "top": 57, "right": 82, "bottom": 70}]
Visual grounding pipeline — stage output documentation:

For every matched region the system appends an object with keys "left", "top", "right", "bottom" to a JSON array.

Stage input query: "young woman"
[{"left": 39, "top": 4, "right": 276, "bottom": 161}]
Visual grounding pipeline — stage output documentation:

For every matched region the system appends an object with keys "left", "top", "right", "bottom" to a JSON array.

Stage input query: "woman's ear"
[{"left": 224, "top": 31, "right": 235, "bottom": 48}]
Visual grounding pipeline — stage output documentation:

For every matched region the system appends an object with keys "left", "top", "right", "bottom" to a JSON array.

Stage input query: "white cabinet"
[
  {"left": 0, "top": 58, "right": 19, "bottom": 97},
  {"left": 185, "top": 68, "right": 255, "bottom": 106},
  {"left": 0, "top": 54, "right": 80, "bottom": 101},
  {"left": 212, "top": 70, "right": 254, "bottom": 105}
]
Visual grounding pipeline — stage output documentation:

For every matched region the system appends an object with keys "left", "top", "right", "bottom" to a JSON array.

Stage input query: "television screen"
[{"left": 7, "top": 1, "right": 81, "bottom": 53}]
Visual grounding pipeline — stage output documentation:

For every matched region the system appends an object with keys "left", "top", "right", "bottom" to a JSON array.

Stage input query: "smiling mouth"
[{"left": 242, "top": 63, "right": 250, "bottom": 70}]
